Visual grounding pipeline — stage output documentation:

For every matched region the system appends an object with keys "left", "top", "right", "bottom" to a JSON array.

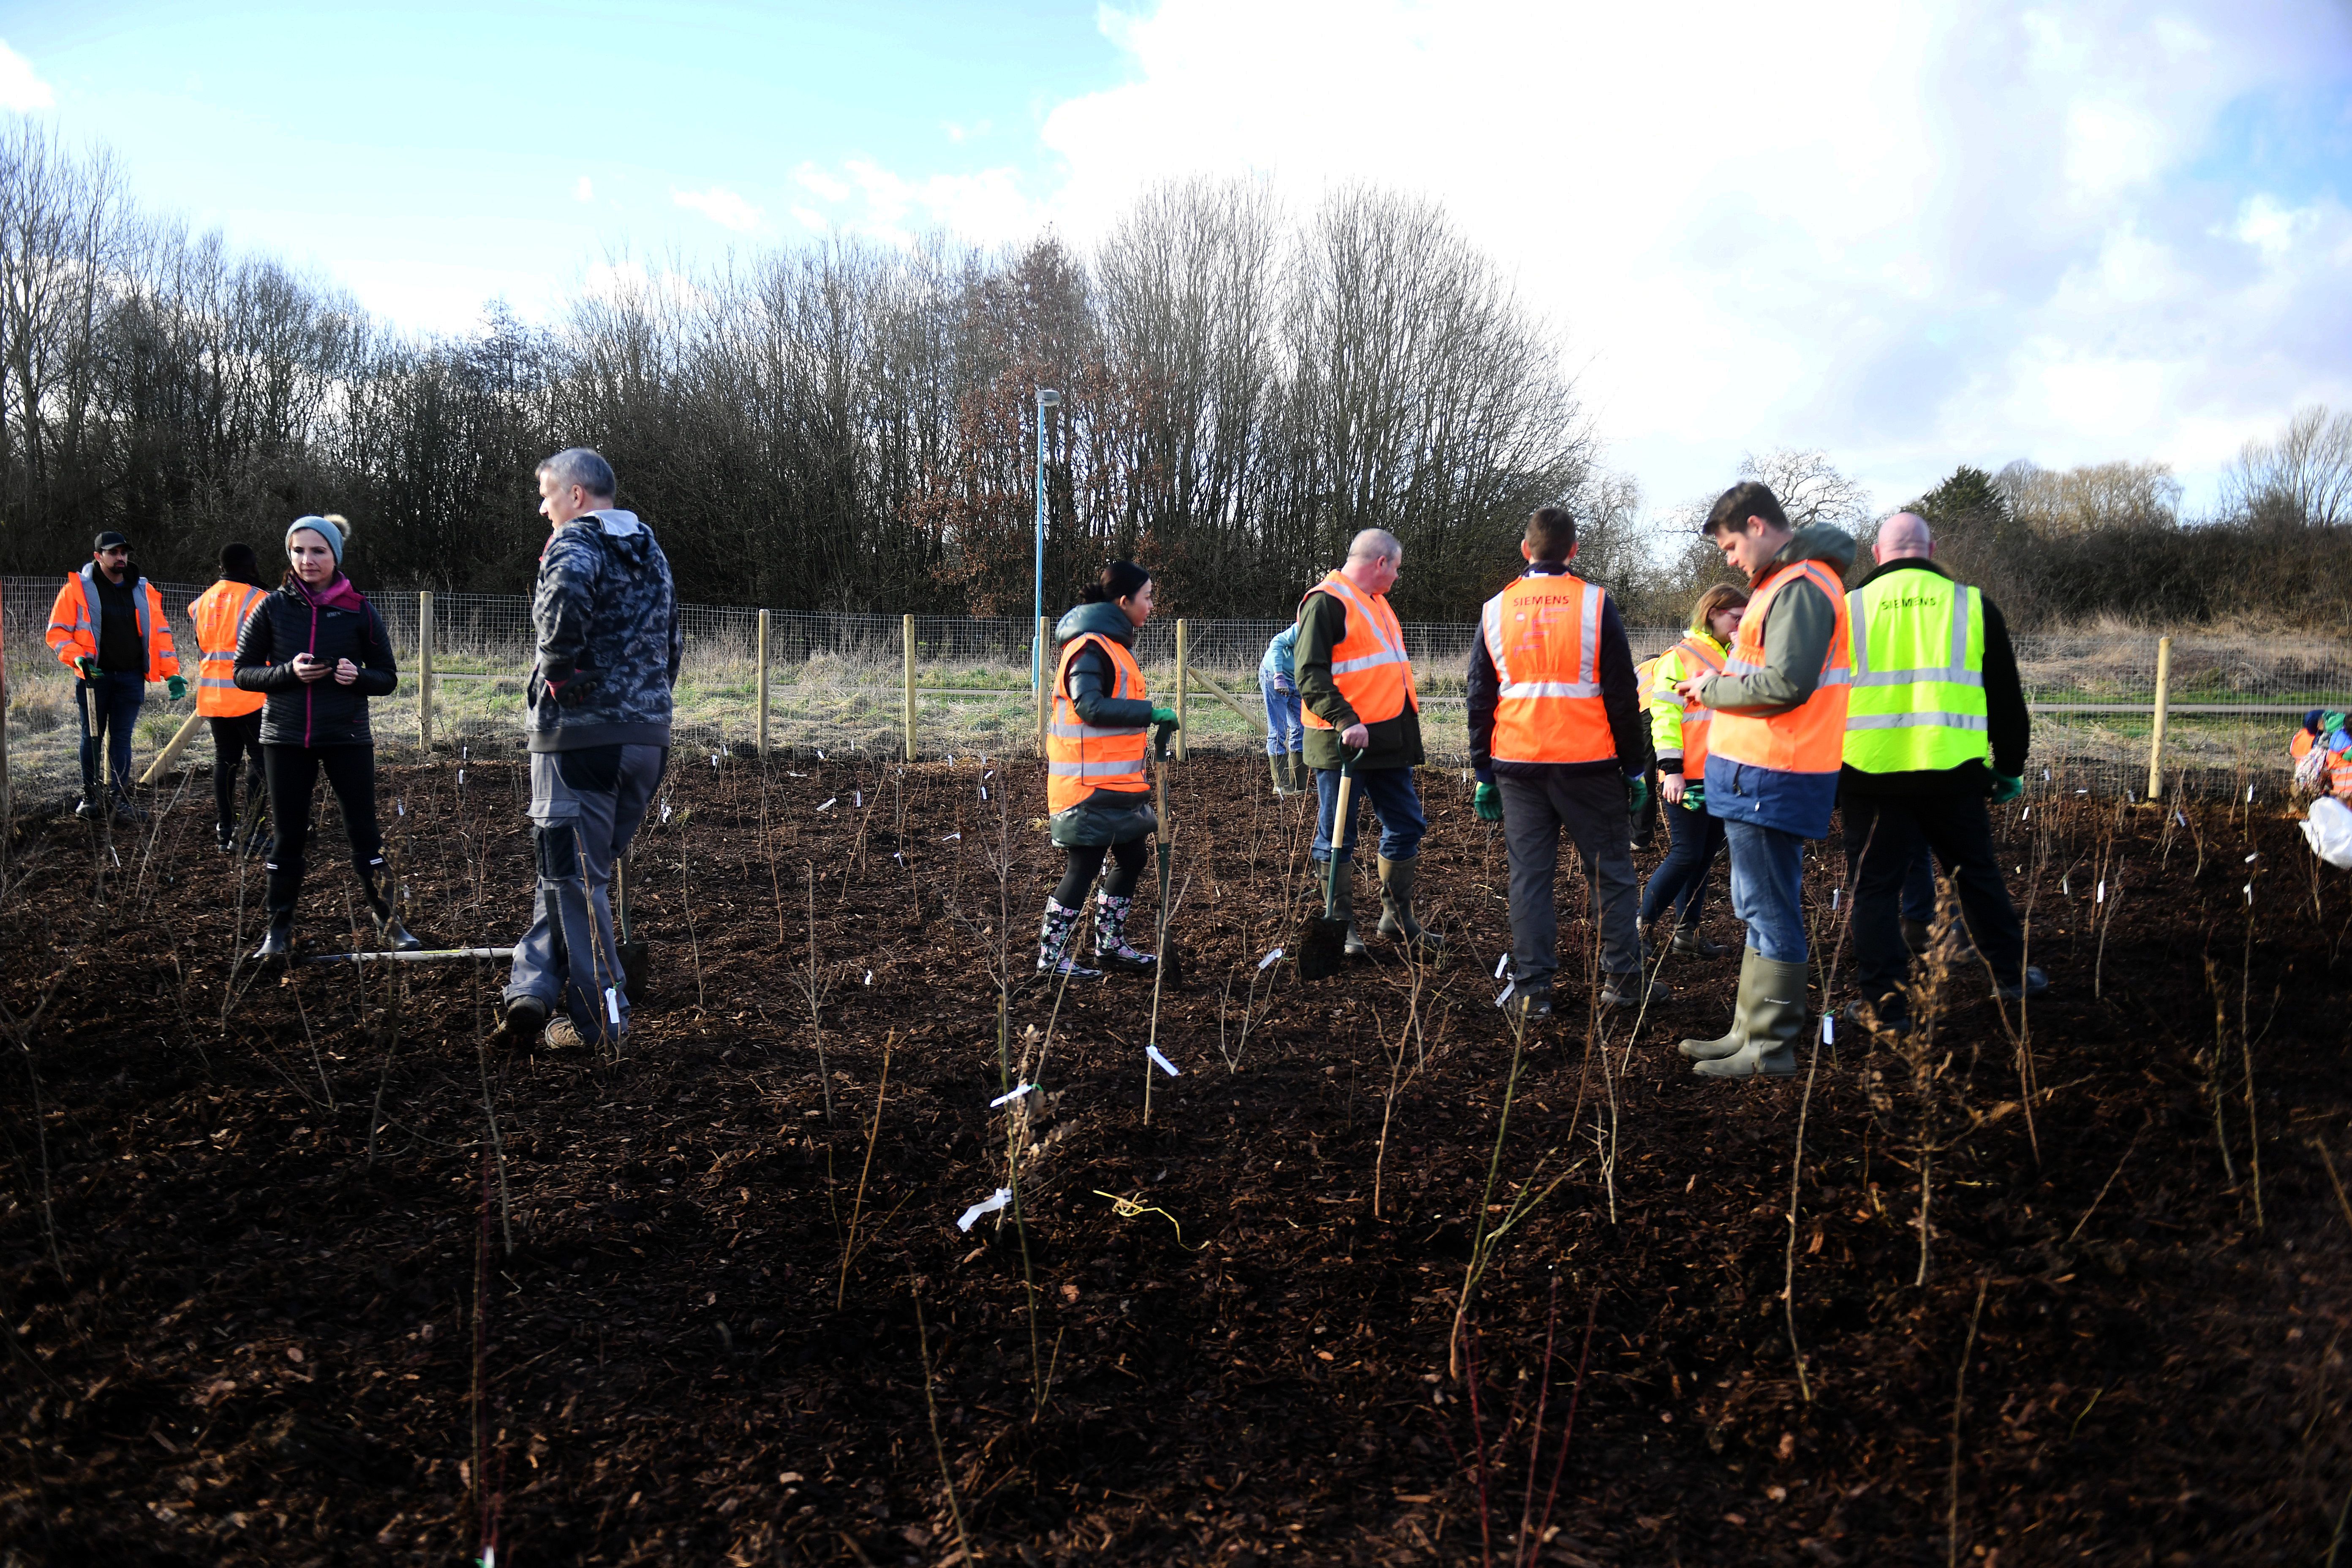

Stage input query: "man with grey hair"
[
  {"left": 1840, "top": 509, "right": 2042, "bottom": 1033},
  {"left": 1295, "top": 527, "right": 1439, "bottom": 956},
  {"left": 495, "top": 447, "right": 682, "bottom": 1049}
]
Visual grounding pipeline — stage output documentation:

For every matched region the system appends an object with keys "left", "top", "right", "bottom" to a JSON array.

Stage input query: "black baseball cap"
[{"left": 93, "top": 531, "right": 129, "bottom": 551}]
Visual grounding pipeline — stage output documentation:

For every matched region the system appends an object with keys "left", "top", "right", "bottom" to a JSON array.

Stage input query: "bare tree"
[{"left": 2221, "top": 404, "right": 2352, "bottom": 528}]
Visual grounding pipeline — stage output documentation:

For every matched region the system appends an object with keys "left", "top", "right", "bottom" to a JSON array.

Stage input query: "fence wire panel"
[{"left": 4, "top": 574, "right": 2345, "bottom": 800}]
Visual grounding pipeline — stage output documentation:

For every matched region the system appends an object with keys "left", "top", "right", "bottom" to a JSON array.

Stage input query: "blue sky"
[{"left": 5, "top": 1, "right": 2350, "bottom": 523}]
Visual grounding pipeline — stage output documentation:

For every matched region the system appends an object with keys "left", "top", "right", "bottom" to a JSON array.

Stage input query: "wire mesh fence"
[{"left": 5, "top": 574, "right": 2345, "bottom": 803}]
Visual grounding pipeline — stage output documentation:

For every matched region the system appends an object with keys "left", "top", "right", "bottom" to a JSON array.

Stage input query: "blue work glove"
[
  {"left": 165, "top": 674, "right": 188, "bottom": 701},
  {"left": 1149, "top": 706, "right": 1179, "bottom": 728},
  {"left": 1473, "top": 782, "right": 1503, "bottom": 822},
  {"left": 1625, "top": 773, "right": 1649, "bottom": 815},
  {"left": 1684, "top": 781, "right": 1707, "bottom": 811},
  {"left": 74, "top": 656, "right": 98, "bottom": 680},
  {"left": 1990, "top": 774, "right": 2024, "bottom": 803}
]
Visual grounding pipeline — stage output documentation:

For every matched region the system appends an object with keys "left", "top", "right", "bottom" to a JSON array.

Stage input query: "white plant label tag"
[
  {"left": 980, "top": 787, "right": 988, "bottom": 800},
  {"left": 990, "top": 1082, "right": 1035, "bottom": 1108},
  {"left": 864, "top": 969, "right": 873, "bottom": 985},
  {"left": 1146, "top": 1045, "right": 1181, "bottom": 1078},
  {"left": 1830, "top": 888, "right": 1839, "bottom": 910},
  {"left": 942, "top": 832, "right": 961, "bottom": 842},
  {"left": 1495, "top": 980, "right": 1516, "bottom": 1008},
  {"left": 604, "top": 987, "right": 621, "bottom": 1025},
  {"left": 2095, "top": 882, "right": 2104, "bottom": 904},
  {"left": 956, "top": 1188, "right": 1012, "bottom": 1232},
  {"left": 1258, "top": 948, "right": 1283, "bottom": 970},
  {"left": 816, "top": 798, "right": 838, "bottom": 813},
  {"left": 1821, "top": 1015, "right": 1834, "bottom": 1044},
  {"left": 854, "top": 791, "right": 862, "bottom": 808},
  {"left": 1494, "top": 953, "right": 1509, "bottom": 979}
]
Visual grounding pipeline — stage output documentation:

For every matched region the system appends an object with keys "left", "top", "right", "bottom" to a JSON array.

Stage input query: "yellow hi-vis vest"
[{"left": 1841, "top": 569, "right": 1990, "bottom": 773}]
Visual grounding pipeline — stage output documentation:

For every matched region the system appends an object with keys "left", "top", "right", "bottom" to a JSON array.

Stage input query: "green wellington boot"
[
  {"left": 1679, "top": 947, "right": 1762, "bottom": 1061},
  {"left": 1693, "top": 956, "right": 1809, "bottom": 1078},
  {"left": 1375, "top": 855, "right": 1445, "bottom": 955}
]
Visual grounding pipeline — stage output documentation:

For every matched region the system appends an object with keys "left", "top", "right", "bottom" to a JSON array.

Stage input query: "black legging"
[
  {"left": 262, "top": 743, "right": 384, "bottom": 880},
  {"left": 211, "top": 713, "right": 264, "bottom": 833},
  {"left": 1053, "top": 836, "right": 1149, "bottom": 906}
]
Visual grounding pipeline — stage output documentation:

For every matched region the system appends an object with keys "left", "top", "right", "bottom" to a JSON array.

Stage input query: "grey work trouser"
[
  {"left": 506, "top": 744, "right": 666, "bottom": 1040},
  {"left": 1497, "top": 770, "right": 1642, "bottom": 992}
]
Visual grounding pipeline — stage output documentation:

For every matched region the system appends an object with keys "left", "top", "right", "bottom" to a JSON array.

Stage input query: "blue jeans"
[
  {"left": 1261, "top": 676, "right": 1303, "bottom": 756},
  {"left": 76, "top": 672, "right": 144, "bottom": 802},
  {"left": 1640, "top": 798, "right": 1726, "bottom": 928},
  {"left": 1724, "top": 818, "right": 1807, "bottom": 963},
  {"left": 1312, "top": 765, "right": 1426, "bottom": 863}
]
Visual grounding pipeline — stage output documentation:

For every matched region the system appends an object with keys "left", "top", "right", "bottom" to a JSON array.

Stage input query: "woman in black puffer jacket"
[{"left": 234, "top": 514, "right": 417, "bottom": 958}]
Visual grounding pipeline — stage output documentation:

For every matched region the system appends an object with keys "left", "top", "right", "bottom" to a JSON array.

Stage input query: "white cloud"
[
  {"left": 672, "top": 185, "right": 762, "bottom": 233},
  {"left": 790, "top": 156, "right": 1040, "bottom": 247},
  {"left": 988, "top": 0, "right": 2352, "bottom": 516},
  {"left": 574, "top": 175, "right": 594, "bottom": 203},
  {"left": 0, "top": 38, "right": 54, "bottom": 111}
]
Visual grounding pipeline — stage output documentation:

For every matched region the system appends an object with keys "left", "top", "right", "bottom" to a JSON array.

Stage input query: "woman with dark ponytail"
[{"left": 1037, "top": 561, "right": 1179, "bottom": 979}]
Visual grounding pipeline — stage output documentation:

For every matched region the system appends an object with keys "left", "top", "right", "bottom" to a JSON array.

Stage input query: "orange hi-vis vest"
[
  {"left": 1705, "top": 560, "right": 1854, "bottom": 777},
  {"left": 1667, "top": 634, "right": 1729, "bottom": 774},
  {"left": 46, "top": 565, "right": 179, "bottom": 682},
  {"left": 1480, "top": 571, "right": 1615, "bottom": 765},
  {"left": 1299, "top": 571, "right": 1418, "bottom": 730},
  {"left": 1047, "top": 632, "right": 1151, "bottom": 814},
  {"left": 191, "top": 580, "right": 268, "bottom": 718}
]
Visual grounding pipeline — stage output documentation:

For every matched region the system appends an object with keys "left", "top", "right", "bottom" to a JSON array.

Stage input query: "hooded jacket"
[
  {"left": 234, "top": 574, "right": 399, "bottom": 747},
  {"left": 1693, "top": 523, "right": 1858, "bottom": 838},
  {"left": 527, "top": 509, "right": 682, "bottom": 753},
  {"left": 1048, "top": 601, "right": 1160, "bottom": 846}
]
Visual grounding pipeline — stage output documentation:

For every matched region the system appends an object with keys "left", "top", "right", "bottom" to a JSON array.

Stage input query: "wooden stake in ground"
[{"left": 136, "top": 708, "right": 204, "bottom": 787}]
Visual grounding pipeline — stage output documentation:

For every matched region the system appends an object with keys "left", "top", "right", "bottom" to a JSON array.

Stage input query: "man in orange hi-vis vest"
[
  {"left": 1295, "top": 528, "right": 1436, "bottom": 957},
  {"left": 188, "top": 542, "right": 272, "bottom": 852},
  {"left": 46, "top": 530, "right": 184, "bottom": 822},
  {"left": 1466, "top": 505, "right": 1655, "bottom": 1018},
  {"left": 1671, "top": 481, "right": 1857, "bottom": 1079}
]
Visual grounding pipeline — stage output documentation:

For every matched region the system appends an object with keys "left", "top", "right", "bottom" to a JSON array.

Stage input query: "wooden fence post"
[
  {"left": 1174, "top": 618, "right": 1189, "bottom": 762},
  {"left": 756, "top": 608, "right": 771, "bottom": 761},
  {"left": 2145, "top": 634, "right": 2172, "bottom": 800},
  {"left": 418, "top": 591, "right": 435, "bottom": 754},
  {"left": 902, "top": 613, "right": 917, "bottom": 762},
  {"left": 1037, "top": 614, "right": 1051, "bottom": 761}
]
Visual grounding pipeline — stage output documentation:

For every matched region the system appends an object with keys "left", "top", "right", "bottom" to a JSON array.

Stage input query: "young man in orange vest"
[
  {"left": 1671, "top": 482, "right": 1857, "bottom": 1078},
  {"left": 46, "top": 530, "right": 184, "bottom": 822},
  {"left": 1296, "top": 528, "right": 1438, "bottom": 956},
  {"left": 1467, "top": 505, "right": 1657, "bottom": 1016},
  {"left": 189, "top": 542, "right": 272, "bottom": 852}
]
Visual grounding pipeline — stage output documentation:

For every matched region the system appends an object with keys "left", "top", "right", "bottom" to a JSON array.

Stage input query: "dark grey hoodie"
[{"left": 527, "top": 509, "right": 683, "bottom": 753}]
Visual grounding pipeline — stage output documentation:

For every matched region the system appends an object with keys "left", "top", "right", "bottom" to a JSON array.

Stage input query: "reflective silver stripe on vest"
[
  {"left": 1048, "top": 721, "right": 1146, "bottom": 740},
  {"left": 1048, "top": 759, "right": 1148, "bottom": 777},
  {"left": 198, "top": 675, "right": 241, "bottom": 689},
  {"left": 1481, "top": 598, "right": 1510, "bottom": 686},
  {"left": 1576, "top": 582, "right": 1601, "bottom": 681},
  {"left": 1318, "top": 577, "right": 1405, "bottom": 663},
  {"left": 1849, "top": 667, "right": 1983, "bottom": 688},
  {"left": 1331, "top": 648, "right": 1408, "bottom": 674},
  {"left": 1497, "top": 680, "right": 1603, "bottom": 699},
  {"left": 1843, "top": 711, "right": 1988, "bottom": 732}
]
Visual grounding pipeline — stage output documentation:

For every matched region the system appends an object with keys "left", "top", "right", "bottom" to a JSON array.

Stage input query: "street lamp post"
[{"left": 1033, "top": 388, "right": 1061, "bottom": 693}]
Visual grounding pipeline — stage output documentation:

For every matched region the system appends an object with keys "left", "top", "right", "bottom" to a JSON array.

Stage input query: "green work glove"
[
  {"left": 74, "top": 656, "right": 98, "bottom": 680},
  {"left": 1990, "top": 774, "right": 2024, "bottom": 803},
  {"left": 1149, "top": 706, "right": 1179, "bottom": 728},
  {"left": 1473, "top": 781, "right": 1503, "bottom": 822},
  {"left": 1684, "top": 781, "right": 1707, "bottom": 811},
  {"left": 1625, "top": 773, "right": 1649, "bottom": 815},
  {"left": 165, "top": 674, "right": 188, "bottom": 701}
]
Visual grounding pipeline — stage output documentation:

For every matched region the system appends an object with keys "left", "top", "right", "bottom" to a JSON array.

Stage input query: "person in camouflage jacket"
[{"left": 499, "top": 448, "right": 681, "bottom": 1051}]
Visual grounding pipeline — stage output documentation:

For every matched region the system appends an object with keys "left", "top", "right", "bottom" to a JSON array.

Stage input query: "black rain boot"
[
  {"left": 360, "top": 863, "right": 423, "bottom": 953},
  {"left": 253, "top": 868, "right": 300, "bottom": 960}
]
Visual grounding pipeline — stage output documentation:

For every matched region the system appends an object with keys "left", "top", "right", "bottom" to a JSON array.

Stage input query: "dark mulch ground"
[{"left": 3, "top": 751, "right": 2349, "bottom": 1566}]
